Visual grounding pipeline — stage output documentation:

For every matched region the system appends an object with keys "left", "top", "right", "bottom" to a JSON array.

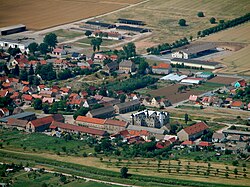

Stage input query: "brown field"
[
  {"left": 149, "top": 84, "right": 203, "bottom": 104},
  {"left": 201, "top": 22, "right": 250, "bottom": 75},
  {"left": 207, "top": 76, "right": 240, "bottom": 85},
  {"left": 0, "top": 0, "right": 142, "bottom": 30}
]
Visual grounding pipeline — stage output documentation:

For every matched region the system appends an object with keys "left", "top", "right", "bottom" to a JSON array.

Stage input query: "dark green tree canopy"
[
  {"left": 197, "top": 12, "right": 205, "bottom": 17},
  {"left": 44, "top": 33, "right": 58, "bottom": 49},
  {"left": 28, "top": 42, "right": 38, "bottom": 54},
  {"left": 210, "top": 17, "right": 216, "bottom": 24},
  {"left": 178, "top": 19, "right": 186, "bottom": 26},
  {"left": 39, "top": 43, "right": 49, "bottom": 55}
]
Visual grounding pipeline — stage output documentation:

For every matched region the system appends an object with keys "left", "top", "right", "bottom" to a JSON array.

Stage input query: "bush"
[
  {"left": 197, "top": 12, "right": 204, "bottom": 17},
  {"left": 210, "top": 17, "right": 216, "bottom": 24},
  {"left": 232, "top": 160, "right": 239, "bottom": 166},
  {"left": 178, "top": 19, "right": 186, "bottom": 26}
]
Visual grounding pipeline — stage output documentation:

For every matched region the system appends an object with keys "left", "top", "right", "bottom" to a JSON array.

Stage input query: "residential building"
[
  {"left": 50, "top": 121, "right": 107, "bottom": 137},
  {"left": 114, "top": 99, "right": 141, "bottom": 114},
  {"left": 0, "top": 108, "right": 9, "bottom": 117},
  {"left": 119, "top": 60, "right": 136, "bottom": 73},
  {"left": 177, "top": 122, "right": 209, "bottom": 141},
  {"left": 26, "top": 114, "right": 64, "bottom": 132},
  {"left": 212, "top": 133, "right": 226, "bottom": 143},
  {"left": 104, "top": 61, "right": 119, "bottom": 73},
  {"left": 52, "top": 48, "right": 67, "bottom": 57},
  {"left": 131, "top": 110, "right": 170, "bottom": 130},
  {"left": 5, "top": 118, "right": 28, "bottom": 130},
  {"left": 152, "top": 63, "right": 172, "bottom": 74}
]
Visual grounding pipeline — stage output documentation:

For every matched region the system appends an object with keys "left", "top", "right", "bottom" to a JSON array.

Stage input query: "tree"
[
  {"left": 234, "top": 168, "right": 238, "bottom": 175},
  {"left": 85, "top": 30, "right": 92, "bottom": 37},
  {"left": 119, "top": 94, "right": 126, "bottom": 103},
  {"left": 20, "top": 69, "right": 28, "bottom": 81},
  {"left": 13, "top": 64, "right": 20, "bottom": 76},
  {"left": 33, "top": 99, "right": 42, "bottom": 110},
  {"left": 29, "top": 64, "right": 34, "bottom": 75},
  {"left": 73, "top": 107, "right": 89, "bottom": 120},
  {"left": 42, "top": 104, "right": 50, "bottom": 114},
  {"left": 178, "top": 19, "right": 186, "bottom": 26},
  {"left": 44, "top": 33, "right": 58, "bottom": 50},
  {"left": 91, "top": 38, "right": 102, "bottom": 52},
  {"left": 39, "top": 43, "right": 49, "bottom": 55},
  {"left": 197, "top": 12, "right": 205, "bottom": 17},
  {"left": 28, "top": 42, "right": 38, "bottom": 54},
  {"left": 225, "top": 172, "right": 229, "bottom": 178},
  {"left": 184, "top": 113, "right": 189, "bottom": 125},
  {"left": 59, "top": 175, "right": 67, "bottom": 183},
  {"left": 120, "top": 167, "right": 128, "bottom": 178},
  {"left": 123, "top": 42, "right": 136, "bottom": 59},
  {"left": 138, "top": 60, "right": 149, "bottom": 75},
  {"left": 210, "top": 17, "right": 216, "bottom": 24},
  {"left": 3, "top": 65, "right": 10, "bottom": 75}
]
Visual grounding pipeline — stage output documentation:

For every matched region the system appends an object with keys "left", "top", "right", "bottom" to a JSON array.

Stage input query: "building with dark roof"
[
  {"left": 114, "top": 99, "right": 141, "bottom": 114},
  {"left": 116, "top": 25, "right": 151, "bottom": 33},
  {"left": 0, "top": 112, "right": 36, "bottom": 124},
  {"left": 104, "top": 61, "right": 119, "bottom": 73},
  {"left": 171, "top": 58, "right": 222, "bottom": 70},
  {"left": 118, "top": 18, "right": 145, "bottom": 25},
  {"left": 86, "top": 106, "right": 115, "bottom": 119},
  {"left": 177, "top": 122, "right": 209, "bottom": 141},
  {"left": 0, "top": 24, "right": 26, "bottom": 35},
  {"left": 172, "top": 43, "right": 217, "bottom": 59},
  {"left": 119, "top": 60, "right": 136, "bottom": 73},
  {"left": 85, "top": 21, "right": 116, "bottom": 29}
]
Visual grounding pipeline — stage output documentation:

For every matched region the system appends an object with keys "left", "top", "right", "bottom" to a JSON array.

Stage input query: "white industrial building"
[
  {"left": 0, "top": 38, "right": 32, "bottom": 53},
  {"left": 160, "top": 73, "right": 187, "bottom": 82},
  {"left": 171, "top": 58, "right": 222, "bottom": 70},
  {"left": 180, "top": 78, "right": 203, "bottom": 85}
]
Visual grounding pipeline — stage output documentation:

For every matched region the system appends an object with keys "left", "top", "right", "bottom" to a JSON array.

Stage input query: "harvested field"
[
  {"left": 201, "top": 22, "right": 250, "bottom": 75},
  {"left": 207, "top": 76, "right": 240, "bottom": 85},
  {"left": 149, "top": 84, "right": 203, "bottom": 104},
  {"left": 0, "top": 0, "right": 142, "bottom": 30},
  {"left": 102, "top": 0, "right": 250, "bottom": 46}
]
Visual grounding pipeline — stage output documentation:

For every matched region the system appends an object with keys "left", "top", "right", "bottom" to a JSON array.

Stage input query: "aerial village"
[{"left": 0, "top": 2, "right": 250, "bottom": 186}]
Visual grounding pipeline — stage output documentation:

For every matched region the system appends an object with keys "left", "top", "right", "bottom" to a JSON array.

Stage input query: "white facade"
[
  {"left": 0, "top": 39, "right": 28, "bottom": 52},
  {"left": 172, "top": 51, "right": 189, "bottom": 59}
]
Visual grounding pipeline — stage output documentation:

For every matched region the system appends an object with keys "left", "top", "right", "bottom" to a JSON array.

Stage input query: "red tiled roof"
[
  {"left": 0, "top": 108, "right": 9, "bottom": 113},
  {"left": 21, "top": 81, "right": 29, "bottom": 85},
  {"left": 60, "top": 87, "right": 71, "bottom": 93},
  {"left": 6, "top": 87, "right": 14, "bottom": 93},
  {"left": 50, "top": 121, "right": 106, "bottom": 136},
  {"left": 22, "top": 94, "right": 33, "bottom": 101},
  {"left": 198, "top": 141, "right": 212, "bottom": 147},
  {"left": 104, "top": 119, "right": 127, "bottom": 127},
  {"left": 183, "top": 122, "right": 209, "bottom": 136},
  {"left": 2, "top": 82, "right": 11, "bottom": 88},
  {"left": 22, "top": 86, "right": 29, "bottom": 93},
  {"left": 0, "top": 90, "right": 8, "bottom": 97},
  {"left": 181, "top": 140, "right": 195, "bottom": 145},
  {"left": 238, "top": 79, "right": 247, "bottom": 87},
  {"left": 189, "top": 95, "right": 198, "bottom": 102},
  {"left": 119, "top": 130, "right": 130, "bottom": 137},
  {"left": 38, "top": 85, "right": 45, "bottom": 89},
  {"left": 152, "top": 63, "right": 171, "bottom": 69},
  {"left": 76, "top": 116, "right": 105, "bottom": 125},
  {"left": 231, "top": 101, "right": 243, "bottom": 107},
  {"left": 156, "top": 141, "right": 171, "bottom": 149},
  {"left": 30, "top": 116, "right": 54, "bottom": 127},
  {"left": 7, "top": 118, "right": 27, "bottom": 127},
  {"left": 10, "top": 92, "right": 19, "bottom": 99},
  {"left": 30, "top": 114, "right": 64, "bottom": 127},
  {"left": 40, "top": 60, "right": 47, "bottom": 65}
]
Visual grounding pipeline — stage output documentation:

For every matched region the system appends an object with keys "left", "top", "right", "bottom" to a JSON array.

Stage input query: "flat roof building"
[{"left": 0, "top": 24, "right": 26, "bottom": 36}]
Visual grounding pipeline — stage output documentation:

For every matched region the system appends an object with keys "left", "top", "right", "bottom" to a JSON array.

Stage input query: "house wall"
[
  {"left": 177, "top": 130, "right": 189, "bottom": 141},
  {"left": 114, "top": 103, "right": 140, "bottom": 114},
  {"left": 152, "top": 68, "right": 171, "bottom": 75}
]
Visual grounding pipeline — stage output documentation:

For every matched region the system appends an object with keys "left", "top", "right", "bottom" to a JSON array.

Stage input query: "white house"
[{"left": 0, "top": 38, "right": 31, "bottom": 53}]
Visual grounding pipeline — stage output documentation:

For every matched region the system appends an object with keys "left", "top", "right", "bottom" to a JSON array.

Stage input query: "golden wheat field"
[{"left": 0, "top": 0, "right": 142, "bottom": 30}]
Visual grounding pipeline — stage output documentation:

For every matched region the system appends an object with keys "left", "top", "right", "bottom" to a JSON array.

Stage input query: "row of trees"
[
  {"left": 197, "top": 12, "right": 250, "bottom": 38},
  {"left": 147, "top": 37, "right": 189, "bottom": 55},
  {"left": 28, "top": 33, "right": 58, "bottom": 55}
]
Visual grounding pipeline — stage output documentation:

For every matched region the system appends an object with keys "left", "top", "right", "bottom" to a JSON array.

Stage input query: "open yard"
[
  {"left": 0, "top": 0, "right": 143, "bottom": 30},
  {"left": 149, "top": 84, "right": 203, "bottom": 104},
  {"left": 207, "top": 76, "right": 240, "bottom": 85},
  {"left": 101, "top": 0, "right": 250, "bottom": 47}
]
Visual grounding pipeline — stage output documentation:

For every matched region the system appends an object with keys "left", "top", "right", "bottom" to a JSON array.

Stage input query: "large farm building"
[
  {"left": 171, "top": 58, "right": 222, "bottom": 70},
  {"left": 0, "top": 24, "right": 26, "bottom": 36}
]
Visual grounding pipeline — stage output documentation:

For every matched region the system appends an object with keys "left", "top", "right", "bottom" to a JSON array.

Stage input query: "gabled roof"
[
  {"left": 119, "top": 60, "right": 134, "bottom": 68},
  {"left": 183, "top": 122, "right": 209, "bottom": 136},
  {"left": 76, "top": 116, "right": 105, "bottom": 125},
  {"left": 212, "top": 133, "right": 225, "bottom": 140},
  {"left": 88, "top": 106, "right": 114, "bottom": 116},
  {"left": 30, "top": 114, "right": 64, "bottom": 127},
  {"left": 50, "top": 121, "right": 106, "bottom": 136},
  {"left": 0, "top": 90, "right": 8, "bottom": 97},
  {"left": 22, "top": 94, "right": 33, "bottom": 101},
  {"left": 152, "top": 63, "right": 171, "bottom": 69},
  {"left": 181, "top": 140, "right": 195, "bottom": 145},
  {"left": 115, "top": 99, "right": 140, "bottom": 110},
  {"left": 189, "top": 95, "right": 198, "bottom": 102},
  {"left": 198, "top": 141, "right": 212, "bottom": 147},
  {"left": 7, "top": 118, "right": 27, "bottom": 127},
  {"left": 231, "top": 100, "right": 243, "bottom": 107},
  {"left": 104, "top": 119, "right": 127, "bottom": 127}
]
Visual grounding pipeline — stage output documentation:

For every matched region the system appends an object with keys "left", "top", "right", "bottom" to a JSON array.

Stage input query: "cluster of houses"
[{"left": 189, "top": 79, "right": 250, "bottom": 110}]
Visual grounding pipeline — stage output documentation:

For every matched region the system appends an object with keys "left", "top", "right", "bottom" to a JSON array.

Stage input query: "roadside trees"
[
  {"left": 120, "top": 167, "right": 128, "bottom": 178},
  {"left": 44, "top": 33, "right": 58, "bottom": 51}
]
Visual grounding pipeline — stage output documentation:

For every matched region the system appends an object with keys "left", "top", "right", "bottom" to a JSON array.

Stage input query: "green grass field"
[
  {"left": 193, "top": 82, "right": 225, "bottom": 92},
  {"left": 0, "top": 129, "right": 94, "bottom": 156},
  {"left": 51, "top": 29, "right": 84, "bottom": 39}
]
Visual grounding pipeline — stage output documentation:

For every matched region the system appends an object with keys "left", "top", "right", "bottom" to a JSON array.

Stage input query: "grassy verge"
[{"left": 0, "top": 149, "right": 247, "bottom": 187}]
